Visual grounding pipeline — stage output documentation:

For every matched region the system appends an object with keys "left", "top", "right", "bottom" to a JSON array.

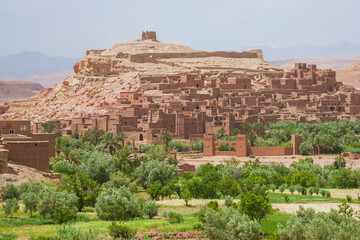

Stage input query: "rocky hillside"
[
  {"left": 0, "top": 38, "right": 276, "bottom": 121},
  {"left": 0, "top": 81, "right": 44, "bottom": 100},
  {"left": 346, "top": 60, "right": 360, "bottom": 71}
]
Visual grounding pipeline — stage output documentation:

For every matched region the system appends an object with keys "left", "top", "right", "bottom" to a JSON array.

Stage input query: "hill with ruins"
[{"left": 1, "top": 32, "right": 360, "bottom": 144}]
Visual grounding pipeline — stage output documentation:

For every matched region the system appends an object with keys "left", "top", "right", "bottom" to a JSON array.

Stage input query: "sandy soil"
[
  {"left": 273, "top": 202, "right": 360, "bottom": 214},
  {"left": 178, "top": 154, "right": 360, "bottom": 168},
  {"left": 0, "top": 163, "right": 58, "bottom": 186}
]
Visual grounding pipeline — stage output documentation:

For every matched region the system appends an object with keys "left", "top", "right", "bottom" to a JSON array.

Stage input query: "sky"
[{"left": 0, "top": 0, "right": 359, "bottom": 58}]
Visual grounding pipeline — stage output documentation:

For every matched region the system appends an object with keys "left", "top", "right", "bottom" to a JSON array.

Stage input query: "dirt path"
[{"left": 273, "top": 202, "right": 360, "bottom": 214}]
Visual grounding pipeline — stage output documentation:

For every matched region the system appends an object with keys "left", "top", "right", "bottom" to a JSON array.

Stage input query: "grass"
[
  {"left": 267, "top": 192, "right": 345, "bottom": 203},
  {"left": 261, "top": 211, "right": 291, "bottom": 235}
]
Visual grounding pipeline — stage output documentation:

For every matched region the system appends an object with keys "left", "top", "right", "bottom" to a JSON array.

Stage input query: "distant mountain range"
[
  {"left": 0, "top": 51, "right": 79, "bottom": 77},
  {"left": 0, "top": 81, "right": 44, "bottom": 101},
  {"left": 238, "top": 41, "right": 360, "bottom": 61}
]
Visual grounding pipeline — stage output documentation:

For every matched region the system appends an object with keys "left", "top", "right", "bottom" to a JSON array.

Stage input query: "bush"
[
  {"left": 216, "top": 144, "right": 236, "bottom": 151},
  {"left": 142, "top": 200, "right": 158, "bottom": 219},
  {"left": 181, "top": 188, "right": 192, "bottom": 206},
  {"left": 162, "top": 211, "right": 184, "bottom": 224},
  {"left": 104, "top": 171, "right": 138, "bottom": 193},
  {"left": 95, "top": 187, "right": 141, "bottom": 220},
  {"left": 313, "top": 187, "right": 320, "bottom": 195},
  {"left": 328, "top": 168, "right": 359, "bottom": 188},
  {"left": 249, "top": 154, "right": 256, "bottom": 158},
  {"left": 80, "top": 151, "right": 116, "bottom": 184},
  {"left": 53, "top": 206, "right": 77, "bottom": 224},
  {"left": 346, "top": 195, "right": 352, "bottom": 202},
  {"left": 319, "top": 188, "right": 326, "bottom": 197},
  {"left": 307, "top": 187, "right": 314, "bottom": 196},
  {"left": 283, "top": 194, "right": 290, "bottom": 203},
  {"left": 325, "top": 191, "right": 331, "bottom": 198},
  {"left": 295, "top": 185, "right": 303, "bottom": 195},
  {"left": 192, "top": 140, "right": 203, "bottom": 152},
  {"left": 108, "top": 221, "right": 136, "bottom": 240},
  {"left": 37, "top": 187, "right": 78, "bottom": 220},
  {"left": 3, "top": 198, "right": 19, "bottom": 218},
  {"left": 203, "top": 208, "right": 261, "bottom": 240},
  {"left": 52, "top": 160, "right": 79, "bottom": 175},
  {"left": 1, "top": 183, "right": 20, "bottom": 201},
  {"left": 218, "top": 176, "right": 240, "bottom": 197},
  {"left": 224, "top": 195, "right": 233, "bottom": 208}
]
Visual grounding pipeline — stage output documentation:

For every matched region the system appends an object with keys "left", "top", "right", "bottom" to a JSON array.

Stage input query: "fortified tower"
[{"left": 141, "top": 31, "right": 157, "bottom": 41}]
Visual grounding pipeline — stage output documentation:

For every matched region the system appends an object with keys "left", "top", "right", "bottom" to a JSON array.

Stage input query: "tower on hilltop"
[{"left": 141, "top": 31, "right": 157, "bottom": 41}]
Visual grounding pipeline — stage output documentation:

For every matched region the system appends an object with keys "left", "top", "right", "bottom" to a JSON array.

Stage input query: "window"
[
  {"left": 0, "top": 130, "right": 2, "bottom": 135},
  {"left": 2, "top": 125, "right": 6, "bottom": 128},
  {"left": 9, "top": 129, "right": 15, "bottom": 134}
]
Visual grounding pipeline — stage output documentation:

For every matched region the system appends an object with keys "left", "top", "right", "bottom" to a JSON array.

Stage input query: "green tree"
[
  {"left": 0, "top": 152, "right": 6, "bottom": 174},
  {"left": 1, "top": 183, "right": 20, "bottom": 200},
  {"left": 218, "top": 176, "right": 240, "bottom": 197},
  {"left": 181, "top": 188, "right": 192, "bottom": 206},
  {"left": 291, "top": 169, "right": 317, "bottom": 187},
  {"left": 333, "top": 155, "right": 346, "bottom": 169},
  {"left": 95, "top": 187, "right": 141, "bottom": 220},
  {"left": 101, "top": 132, "right": 121, "bottom": 155},
  {"left": 299, "top": 140, "right": 313, "bottom": 155},
  {"left": 80, "top": 151, "right": 116, "bottom": 184},
  {"left": 71, "top": 124, "right": 80, "bottom": 139},
  {"left": 3, "top": 198, "right": 19, "bottom": 218},
  {"left": 21, "top": 192, "right": 38, "bottom": 217},
  {"left": 239, "top": 191, "right": 271, "bottom": 222},
  {"left": 57, "top": 172, "right": 101, "bottom": 212}
]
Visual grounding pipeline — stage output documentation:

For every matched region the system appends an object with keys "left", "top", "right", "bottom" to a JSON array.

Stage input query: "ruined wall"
[{"left": 248, "top": 147, "right": 293, "bottom": 156}]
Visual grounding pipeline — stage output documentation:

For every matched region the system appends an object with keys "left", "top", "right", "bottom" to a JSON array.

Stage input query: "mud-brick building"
[{"left": 0, "top": 121, "right": 55, "bottom": 173}]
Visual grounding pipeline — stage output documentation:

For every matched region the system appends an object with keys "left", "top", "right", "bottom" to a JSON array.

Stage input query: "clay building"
[{"left": 0, "top": 121, "right": 55, "bottom": 173}]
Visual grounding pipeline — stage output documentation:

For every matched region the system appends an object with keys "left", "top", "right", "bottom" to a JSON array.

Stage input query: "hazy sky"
[{"left": 1, "top": 0, "right": 359, "bottom": 58}]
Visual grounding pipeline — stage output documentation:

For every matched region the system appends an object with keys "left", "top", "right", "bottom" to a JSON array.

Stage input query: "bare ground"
[{"left": 0, "top": 163, "right": 58, "bottom": 186}]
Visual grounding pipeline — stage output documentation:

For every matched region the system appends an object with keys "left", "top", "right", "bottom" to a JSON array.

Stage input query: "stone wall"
[{"left": 0, "top": 146, "right": 8, "bottom": 173}]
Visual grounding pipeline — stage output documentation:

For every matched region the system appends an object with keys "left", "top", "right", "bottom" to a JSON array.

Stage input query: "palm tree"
[
  {"left": 242, "top": 122, "right": 252, "bottom": 134},
  {"left": 130, "top": 136, "right": 136, "bottom": 148},
  {"left": 159, "top": 130, "right": 172, "bottom": 147},
  {"left": 59, "top": 146, "right": 80, "bottom": 164},
  {"left": 101, "top": 132, "right": 121, "bottom": 155},
  {"left": 117, "top": 132, "right": 128, "bottom": 147},
  {"left": 55, "top": 136, "right": 62, "bottom": 156},
  {"left": 217, "top": 127, "right": 226, "bottom": 138},
  {"left": 83, "top": 127, "right": 105, "bottom": 146}
]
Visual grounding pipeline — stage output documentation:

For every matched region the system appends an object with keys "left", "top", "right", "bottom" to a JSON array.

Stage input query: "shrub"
[
  {"left": 1, "top": 183, "right": 19, "bottom": 201},
  {"left": 142, "top": 200, "right": 158, "bottom": 219},
  {"left": 104, "top": 171, "right": 138, "bottom": 193},
  {"left": 53, "top": 206, "right": 77, "bottom": 224},
  {"left": 319, "top": 189, "right": 326, "bottom": 197},
  {"left": 307, "top": 187, "right": 314, "bottom": 196},
  {"left": 279, "top": 184, "right": 286, "bottom": 193},
  {"left": 283, "top": 194, "right": 290, "bottom": 203},
  {"left": 224, "top": 195, "right": 233, "bottom": 208},
  {"left": 328, "top": 168, "right": 359, "bottom": 188},
  {"left": 346, "top": 195, "right": 352, "bottom": 202},
  {"left": 333, "top": 155, "right": 346, "bottom": 169},
  {"left": 80, "top": 151, "right": 116, "bottom": 184},
  {"left": 192, "top": 140, "right": 203, "bottom": 152},
  {"left": 37, "top": 187, "right": 78, "bottom": 220},
  {"left": 270, "top": 184, "right": 277, "bottom": 192},
  {"left": 313, "top": 187, "right": 320, "bottom": 195},
  {"left": 21, "top": 192, "right": 38, "bottom": 217},
  {"left": 203, "top": 208, "right": 261, "bottom": 240},
  {"left": 162, "top": 211, "right": 184, "bottom": 224},
  {"left": 56, "top": 224, "right": 81, "bottom": 240},
  {"left": 95, "top": 187, "right": 141, "bottom": 220},
  {"left": 301, "top": 187, "right": 307, "bottom": 195},
  {"left": 216, "top": 144, "right": 236, "bottom": 151},
  {"left": 3, "top": 198, "right": 19, "bottom": 218},
  {"left": 288, "top": 185, "right": 295, "bottom": 195},
  {"left": 249, "top": 154, "right": 256, "bottom": 158},
  {"left": 325, "top": 191, "right": 331, "bottom": 198},
  {"left": 108, "top": 221, "right": 136, "bottom": 240},
  {"left": 52, "top": 160, "right": 79, "bottom": 175}
]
